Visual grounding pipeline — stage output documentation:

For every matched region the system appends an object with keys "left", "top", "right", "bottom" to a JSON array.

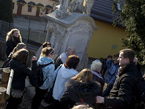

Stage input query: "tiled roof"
[{"left": 91, "top": 0, "right": 117, "bottom": 24}]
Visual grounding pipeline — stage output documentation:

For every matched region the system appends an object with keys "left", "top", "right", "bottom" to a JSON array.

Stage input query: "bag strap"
[
  {"left": 40, "top": 62, "right": 54, "bottom": 83},
  {"left": 54, "top": 65, "right": 62, "bottom": 81},
  {"left": 40, "top": 62, "right": 54, "bottom": 68}
]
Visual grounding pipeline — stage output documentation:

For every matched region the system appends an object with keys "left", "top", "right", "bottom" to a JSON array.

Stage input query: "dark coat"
[
  {"left": 59, "top": 79, "right": 101, "bottom": 109},
  {"left": 104, "top": 63, "right": 142, "bottom": 109},
  {"left": 54, "top": 56, "right": 63, "bottom": 70},
  {"left": 10, "top": 59, "right": 37, "bottom": 90},
  {"left": 93, "top": 72, "right": 104, "bottom": 95},
  {"left": 6, "top": 36, "right": 21, "bottom": 57}
]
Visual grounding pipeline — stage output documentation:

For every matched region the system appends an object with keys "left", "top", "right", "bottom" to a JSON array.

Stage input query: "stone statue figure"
[
  {"left": 85, "top": 0, "right": 94, "bottom": 15},
  {"left": 56, "top": 0, "right": 71, "bottom": 19},
  {"left": 69, "top": 0, "right": 85, "bottom": 13}
]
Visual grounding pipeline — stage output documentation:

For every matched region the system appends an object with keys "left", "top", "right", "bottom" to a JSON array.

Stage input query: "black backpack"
[
  {"left": 118, "top": 74, "right": 145, "bottom": 109},
  {"left": 29, "top": 62, "right": 53, "bottom": 87},
  {"left": 134, "top": 76, "right": 145, "bottom": 109}
]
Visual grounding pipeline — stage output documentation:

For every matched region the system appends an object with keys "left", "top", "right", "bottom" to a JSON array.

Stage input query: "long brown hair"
[
  {"left": 12, "top": 43, "right": 26, "bottom": 53},
  {"left": 72, "top": 68, "right": 93, "bottom": 83},
  {"left": 12, "top": 48, "right": 29, "bottom": 64},
  {"left": 6, "top": 28, "right": 22, "bottom": 42}
]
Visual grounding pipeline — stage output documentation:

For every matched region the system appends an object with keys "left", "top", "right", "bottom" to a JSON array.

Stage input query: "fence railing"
[
  {"left": 18, "top": 28, "right": 46, "bottom": 46},
  {"left": 0, "top": 20, "right": 13, "bottom": 38},
  {"left": 0, "top": 20, "right": 46, "bottom": 46}
]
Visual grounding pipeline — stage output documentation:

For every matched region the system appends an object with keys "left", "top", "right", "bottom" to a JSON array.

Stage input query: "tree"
[
  {"left": 0, "top": 0, "right": 13, "bottom": 23},
  {"left": 112, "top": 0, "right": 145, "bottom": 66}
]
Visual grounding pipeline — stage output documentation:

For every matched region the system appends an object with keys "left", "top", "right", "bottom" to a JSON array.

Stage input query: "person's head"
[
  {"left": 12, "top": 48, "right": 29, "bottom": 64},
  {"left": 41, "top": 47, "right": 55, "bottom": 59},
  {"left": 42, "top": 42, "right": 51, "bottom": 48},
  {"left": 72, "top": 104, "right": 93, "bottom": 109},
  {"left": 90, "top": 59, "right": 102, "bottom": 72},
  {"left": 113, "top": 53, "right": 119, "bottom": 64},
  {"left": 13, "top": 43, "right": 26, "bottom": 53},
  {"left": 72, "top": 68, "right": 93, "bottom": 82},
  {"left": 6, "top": 28, "right": 22, "bottom": 41},
  {"left": 64, "top": 55, "right": 80, "bottom": 69},
  {"left": 118, "top": 49, "right": 135, "bottom": 66},
  {"left": 67, "top": 47, "right": 75, "bottom": 55},
  {"left": 107, "top": 55, "right": 113, "bottom": 60}
]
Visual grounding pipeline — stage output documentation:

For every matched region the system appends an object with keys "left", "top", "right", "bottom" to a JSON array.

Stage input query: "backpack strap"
[
  {"left": 40, "top": 62, "right": 54, "bottom": 84},
  {"left": 40, "top": 62, "right": 54, "bottom": 68}
]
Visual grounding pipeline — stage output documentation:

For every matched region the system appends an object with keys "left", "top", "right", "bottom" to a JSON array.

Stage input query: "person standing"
[
  {"left": 6, "top": 49, "right": 37, "bottom": 109},
  {"left": 103, "top": 54, "right": 119, "bottom": 96},
  {"left": 59, "top": 68, "right": 101, "bottom": 109},
  {"left": 31, "top": 47, "right": 55, "bottom": 109},
  {"left": 90, "top": 59, "right": 104, "bottom": 95},
  {"left": 48, "top": 55, "right": 79, "bottom": 108},
  {"left": 54, "top": 46, "right": 75, "bottom": 69},
  {"left": 96, "top": 49, "right": 142, "bottom": 109},
  {"left": 35, "top": 42, "right": 51, "bottom": 58},
  {"left": 6, "top": 28, "right": 22, "bottom": 57}
]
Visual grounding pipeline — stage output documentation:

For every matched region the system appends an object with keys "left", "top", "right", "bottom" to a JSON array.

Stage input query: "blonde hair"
[
  {"left": 72, "top": 68, "right": 93, "bottom": 83},
  {"left": 90, "top": 60, "right": 102, "bottom": 72},
  {"left": 72, "top": 104, "right": 93, "bottom": 109},
  {"left": 40, "top": 47, "right": 54, "bottom": 57},
  {"left": 6, "top": 28, "right": 22, "bottom": 42}
]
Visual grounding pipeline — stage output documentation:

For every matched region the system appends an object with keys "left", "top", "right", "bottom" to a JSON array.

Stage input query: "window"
[{"left": 28, "top": 5, "right": 32, "bottom": 12}]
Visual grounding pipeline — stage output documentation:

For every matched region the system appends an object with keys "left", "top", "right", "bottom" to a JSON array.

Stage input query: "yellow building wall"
[
  {"left": 12, "top": 0, "right": 56, "bottom": 16},
  {"left": 87, "top": 20, "right": 126, "bottom": 59}
]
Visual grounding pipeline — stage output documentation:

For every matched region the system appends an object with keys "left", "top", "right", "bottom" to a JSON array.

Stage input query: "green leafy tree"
[
  {"left": 0, "top": 0, "right": 13, "bottom": 23},
  {"left": 112, "top": 0, "right": 145, "bottom": 66}
]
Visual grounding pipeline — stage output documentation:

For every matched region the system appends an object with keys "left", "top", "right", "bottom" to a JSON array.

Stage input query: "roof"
[
  {"left": 90, "top": 0, "right": 118, "bottom": 24},
  {"left": 28, "top": 1, "right": 36, "bottom": 6}
]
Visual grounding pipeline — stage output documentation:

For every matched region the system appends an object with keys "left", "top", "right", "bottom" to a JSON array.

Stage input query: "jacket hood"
[
  {"left": 66, "top": 79, "right": 101, "bottom": 96},
  {"left": 62, "top": 79, "right": 101, "bottom": 105},
  {"left": 60, "top": 64, "right": 78, "bottom": 76}
]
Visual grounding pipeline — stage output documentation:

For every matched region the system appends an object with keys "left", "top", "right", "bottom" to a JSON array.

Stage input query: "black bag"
[
  {"left": 134, "top": 77, "right": 145, "bottom": 109},
  {"left": 118, "top": 74, "right": 145, "bottom": 109},
  {"left": 29, "top": 62, "right": 53, "bottom": 87}
]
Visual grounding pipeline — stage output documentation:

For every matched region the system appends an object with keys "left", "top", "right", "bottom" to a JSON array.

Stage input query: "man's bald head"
[{"left": 67, "top": 47, "right": 75, "bottom": 55}]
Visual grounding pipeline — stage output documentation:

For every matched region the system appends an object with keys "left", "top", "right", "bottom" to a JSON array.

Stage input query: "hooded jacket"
[
  {"left": 104, "top": 63, "right": 142, "bottom": 109},
  {"left": 53, "top": 64, "right": 78, "bottom": 100},
  {"left": 10, "top": 59, "right": 37, "bottom": 90},
  {"left": 59, "top": 79, "right": 101, "bottom": 109}
]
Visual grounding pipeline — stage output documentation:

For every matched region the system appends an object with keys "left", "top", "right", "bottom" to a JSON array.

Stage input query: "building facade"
[
  {"left": 12, "top": 0, "right": 58, "bottom": 17},
  {"left": 87, "top": 0, "right": 126, "bottom": 59}
]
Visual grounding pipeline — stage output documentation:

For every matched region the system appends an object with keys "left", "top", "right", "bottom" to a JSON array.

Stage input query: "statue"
[
  {"left": 69, "top": 0, "right": 85, "bottom": 13},
  {"left": 85, "top": 0, "right": 94, "bottom": 15},
  {"left": 56, "top": 0, "right": 71, "bottom": 19}
]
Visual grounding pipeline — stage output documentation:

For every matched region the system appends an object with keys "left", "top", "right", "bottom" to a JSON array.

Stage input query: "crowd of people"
[{"left": 1, "top": 28, "right": 144, "bottom": 109}]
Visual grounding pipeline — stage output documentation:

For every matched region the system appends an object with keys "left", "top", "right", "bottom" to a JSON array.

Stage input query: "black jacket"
[
  {"left": 59, "top": 79, "right": 101, "bottom": 109},
  {"left": 104, "top": 63, "right": 142, "bottom": 109},
  {"left": 54, "top": 56, "right": 63, "bottom": 70},
  {"left": 10, "top": 59, "right": 37, "bottom": 90},
  {"left": 6, "top": 36, "right": 21, "bottom": 57}
]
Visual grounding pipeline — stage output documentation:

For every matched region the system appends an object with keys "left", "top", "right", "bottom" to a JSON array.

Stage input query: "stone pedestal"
[{"left": 41, "top": 11, "right": 97, "bottom": 71}]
